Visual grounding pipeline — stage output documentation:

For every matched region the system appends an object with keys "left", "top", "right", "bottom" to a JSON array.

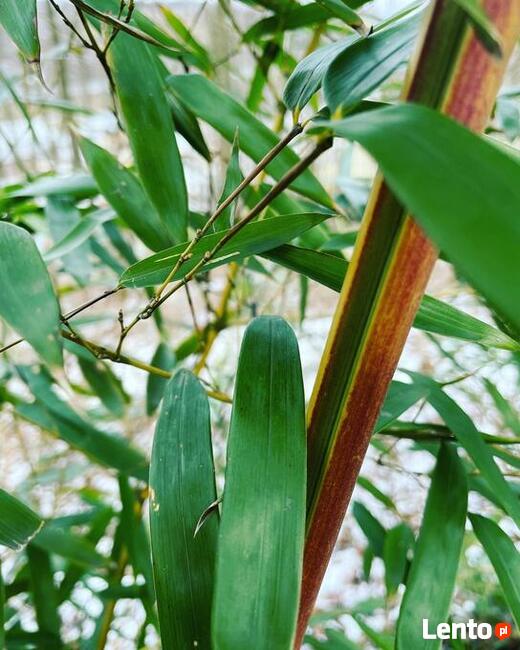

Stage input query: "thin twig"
[
  {"left": 114, "top": 123, "right": 310, "bottom": 355},
  {"left": 0, "top": 287, "right": 120, "bottom": 356}
]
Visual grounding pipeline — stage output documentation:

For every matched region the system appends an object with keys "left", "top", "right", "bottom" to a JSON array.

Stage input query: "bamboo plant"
[{"left": 0, "top": 0, "right": 519, "bottom": 648}]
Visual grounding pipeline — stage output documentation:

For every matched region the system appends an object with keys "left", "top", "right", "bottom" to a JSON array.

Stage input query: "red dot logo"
[{"left": 495, "top": 622, "right": 512, "bottom": 640}]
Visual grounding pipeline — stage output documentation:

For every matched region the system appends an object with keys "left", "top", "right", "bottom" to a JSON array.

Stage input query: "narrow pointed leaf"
[
  {"left": 166, "top": 74, "right": 331, "bottom": 206},
  {"left": 16, "top": 365, "right": 148, "bottom": 481},
  {"left": 46, "top": 196, "right": 92, "bottom": 284},
  {"left": 213, "top": 316, "right": 306, "bottom": 650},
  {"left": 316, "top": 104, "right": 520, "bottom": 330},
  {"left": 0, "top": 222, "right": 62, "bottom": 366},
  {"left": 396, "top": 444, "right": 467, "bottom": 650},
  {"left": 120, "top": 213, "right": 327, "bottom": 288},
  {"left": 0, "top": 0, "right": 39, "bottom": 63},
  {"left": 26, "top": 545, "right": 61, "bottom": 644},
  {"left": 410, "top": 372, "right": 520, "bottom": 527},
  {"left": 0, "top": 490, "right": 43, "bottom": 551},
  {"left": 314, "top": 0, "right": 363, "bottom": 28},
  {"left": 146, "top": 342, "right": 176, "bottom": 415},
  {"left": 324, "top": 8, "right": 423, "bottom": 111},
  {"left": 469, "top": 513, "right": 520, "bottom": 627},
  {"left": 149, "top": 370, "right": 217, "bottom": 649},
  {"left": 383, "top": 523, "right": 414, "bottom": 596},
  {"left": 108, "top": 33, "right": 188, "bottom": 242},
  {"left": 79, "top": 137, "right": 172, "bottom": 251},
  {"left": 262, "top": 244, "right": 519, "bottom": 350},
  {"left": 215, "top": 130, "right": 243, "bottom": 231}
]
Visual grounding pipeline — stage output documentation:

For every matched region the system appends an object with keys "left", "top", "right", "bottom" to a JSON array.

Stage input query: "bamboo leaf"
[
  {"left": 9, "top": 173, "right": 97, "bottom": 199},
  {"left": 383, "top": 523, "right": 414, "bottom": 596},
  {"left": 43, "top": 206, "right": 116, "bottom": 263},
  {"left": 283, "top": 3, "right": 421, "bottom": 111},
  {"left": 283, "top": 36, "right": 358, "bottom": 112},
  {"left": 469, "top": 513, "right": 520, "bottom": 627},
  {"left": 120, "top": 213, "right": 328, "bottom": 288},
  {"left": 16, "top": 365, "right": 148, "bottom": 481},
  {"left": 26, "top": 545, "right": 62, "bottom": 645},
  {"left": 79, "top": 137, "right": 173, "bottom": 252},
  {"left": 0, "top": 490, "right": 43, "bottom": 551},
  {"left": 484, "top": 379, "right": 520, "bottom": 435},
  {"left": 45, "top": 196, "right": 92, "bottom": 284},
  {"left": 316, "top": 104, "right": 520, "bottom": 331},
  {"left": 262, "top": 244, "right": 519, "bottom": 350},
  {"left": 215, "top": 130, "right": 243, "bottom": 231},
  {"left": 396, "top": 444, "right": 467, "bottom": 650},
  {"left": 353, "top": 502, "right": 386, "bottom": 558},
  {"left": 108, "top": 33, "right": 188, "bottom": 242},
  {"left": 0, "top": 222, "right": 62, "bottom": 367},
  {"left": 409, "top": 372, "right": 520, "bottom": 528},
  {"left": 33, "top": 524, "right": 108, "bottom": 568},
  {"left": 146, "top": 342, "right": 176, "bottom": 416},
  {"left": 0, "top": 0, "right": 39, "bottom": 63},
  {"left": 314, "top": 0, "right": 364, "bottom": 29},
  {"left": 324, "top": 8, "right": 423, "bottom": 111},
  {"left": 166, "top": 74, "right": 332, "bottom": 206},
  {"left": 244, "top": 4, "right": 331, "bottom": 43},
  {"left": 213, "top": 316, "right": 306, "bottom": 650},
  {"left": 149, "top": 370, "right": 217, "bottom": 649}
]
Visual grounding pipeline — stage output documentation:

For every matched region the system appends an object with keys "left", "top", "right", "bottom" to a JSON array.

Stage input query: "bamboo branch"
[
  {"left": 296, "top": 1, "right": 520, "bottom": 643},
  {"left": 115, "top": 135, "right": 331, "bottom": 355}
]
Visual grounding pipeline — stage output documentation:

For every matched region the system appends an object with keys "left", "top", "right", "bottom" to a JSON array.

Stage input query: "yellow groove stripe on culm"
[{"left": 297, "top": 0, "right": 520, "bottom": 643}]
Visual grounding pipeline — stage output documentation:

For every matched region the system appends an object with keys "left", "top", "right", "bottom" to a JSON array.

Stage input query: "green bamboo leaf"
[
  {"left": 215, "top": 130, "right": 243, "bottom": 231},
  {"left": 108, "top": 33, "right": 188, "bottom": 242},
  {"left": 8, "top": 173, "right": 97, "bottom": 199},
  {"left": 409, "top": 372, "right": 520, "bottom": 528},
  {"left": 118, "top": 476, "right": 155, "bottom": 615},
  {"left": 213, "top": 316, "right": 306, "bottom": 650},
  {"left": 33, "top": 524, "right": 108, "bottom": 568},
  {"left": 383, "top": 523, "right": 414, "bottom": 596},
  {"left": 120, "top": 213, "right": 328, "bottom": 288},
  {"left": 79, "top": 137, "right": 173, "bottom": 252},
  {"left": 262, "top": 244, "right": 519, "bottom": 350},
  {"left": 484, "top": 379, "right": 520, "bottom": 436},
  {"left": 352, "top": 614, "right": 393, "bottom": 650},
  {"left": 324, "top": 8, "right": 423, "bottom": 111},
  {"left": 283, "top": 36, "right": 358, "bottom": 112},
  {"left": 149, "top": 370, "right": 217, "bottom": 649},
  {"left": 166, "top": 74, "right": 332, "bottom": 206},
  {"left": 46, "top": 196, "right": 92, "bottom": 285},
  {"left": 375, "top": 380, "right": 430, "bottom": 431},
  {"left": 316, "top": 104, "right": 520, "bottom": 331},
  {"left": 159, "top": 6, "right": 212, "bottom": 72},
  {"left": 26, "top": 545, "right": 62, "bottom": 645},
  {"left": 146, "top": 342, "right": 176, "bottom": 415},
  {"left": 0, "top": 489, "right": 43, "bottom": 551},
  {"left": 16, "top": 365, "right": 148, "bottom": 481},
  {"left": 396, "top": 444, "right": 467, "bottom": 650},
  {"left": 315, "top": 0, "right": 364, "bottom": 29},
  {"left": 166, "top": 89, "right": 211, "bottom": 161},
  {"left": 469, "top": 513, "right": 520, "bottom": 627},
  {"left": 0, "top": 222, "right": 62, "bottom": 367},
  {"left": 0, "top": 0, "right": 39, "bottom": 63},
  {"left": 244, "top": 4, "right": 332, "bottom": 42},
  {"left": 357, "top": 477, "right": 397, "bottom": 512},
  {"left": 353, "top": 502, "right": 386, "bottom": 557}
]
